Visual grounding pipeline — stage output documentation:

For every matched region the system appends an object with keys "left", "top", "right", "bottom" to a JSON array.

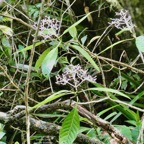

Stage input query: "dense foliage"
[{"left": 0, "top": 0, "right": 144, "bottom": 144}]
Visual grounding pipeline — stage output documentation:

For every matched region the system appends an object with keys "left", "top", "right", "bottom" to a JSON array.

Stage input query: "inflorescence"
[
  {"left": 34, "top": 16, "right": 60, "bottom": 39},
  {"left": 56, "top": 64, "right": 96, "bottom": 89},
  {"left": 109, "top": 9, "right": 135, "bottom": 33}
]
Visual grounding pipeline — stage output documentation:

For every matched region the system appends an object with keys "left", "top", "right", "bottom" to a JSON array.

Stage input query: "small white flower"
[
  {"left": 34, "top": 16, "right": 60, "bottom": 39},
  {"left": 109, "top": 9, "right": 135, "bottom": 33},
  {"left": 55, "top": 64, "right": 96, "bottom": 88}
]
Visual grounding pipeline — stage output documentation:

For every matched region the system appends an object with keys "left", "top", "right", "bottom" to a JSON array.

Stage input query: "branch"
[
  {"left": 0, "top": 111, "right": 102, "bottom": 144},
  {"left": 0, "top": 100, "right": 132, "bottom": 144},
  {"left": 69, "top": 101, "right": 132, "bottom": 144},
  {"left": 30, "top": 117, "right": 102, "bottom": 144},
  {"left": 0, "top": 14, "right": 35, "bottom": 30}
]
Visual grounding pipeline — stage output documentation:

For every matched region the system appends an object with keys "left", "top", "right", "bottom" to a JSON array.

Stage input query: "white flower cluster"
[
  {"left": 109, "top": 9, "right": 135, "bottom": 32},
  {"left": 56, "top": 64, "right": 96, "bottom": 88},
  {"left": 34, "top": 16, "right": 60, "bottom": 39}
]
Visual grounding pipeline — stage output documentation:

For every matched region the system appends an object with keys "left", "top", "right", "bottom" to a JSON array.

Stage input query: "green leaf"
[
  {"left": 87, "top": 87, "right": 130, "bottom": 99},
  {"left": 81, "top": 35, "right": 87, "bottom": 45},
  {"left": 59, "top": 108, "right": 80, "bottom": 144},
  {"left": 2, "top": 37, "right": 11, "bottom": 48},
  {"left": 135, "top": 35, "right": 144, "bottom": 52},
  {"left": 104, "top": 112, "right": 117, "bottom": 121},
  {"left": 0, "top": 25, "right": 13, "bottom": 36},
  {"left": 118, "top": 126, "right": 132, "bottom": 141},
  {"left": 14, "top": 142, "right": 20, "bottom": 144},
  {"left": 0, "top": 92, "right": 3, "bottom": 97},
  {"left": 0, "top": 132, "right": 5, "bottom": 139},
  {"left": 63, "top": 13, "right": 91, "bottom": 35},
  {"left": 71, "top": 45, "right": 100, "bottom": 72},
  {"left": 131, "top": 126, "right": 141, "bottom": 142},
  {"left": 115, "top": 28, "right": 130, "bottom": 36},
  {"left": 15, "top": 41, "right": 44, "bottom": 53},
  {"left": 97, "top": 105, "right": 118, "bottom": 117},
  {"left": 31, "top": 90, "right": 73, "bottom": 110},
  {"left": 87, "top": 36, "right": 100, "bottom": 46},
  {"left": 35, "top": 48, "right": 50, "bottom": 71},
  {"left": 39, "top": 28, "right": 56, "bottom": 36},
  {"left": 79, "top": 127, "right": 90, "bottom": 133},
  {"left": 68, "top": 26, "right": 77, "bottom": 38},
  {"left": 0, "top": 142, "right": 6, "bottom": 144},
  {"left": 98, "top": 38, "right": 134, "bottom": 55},
  {"left": 42, "top": 47, "right": 58, "bottom": 78}
]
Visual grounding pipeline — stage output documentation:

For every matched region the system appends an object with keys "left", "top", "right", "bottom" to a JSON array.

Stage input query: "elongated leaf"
[
  {"left": 63, "top": 13, "right": 91, "bottom": 35},
  {"left": 69, "top": 26, "right": 77, "bottom": 38},
  {"left": 87, "top": 36, "right": 100, "bottom": 46},
  {"left": 93, "top": 83, "right": 137, "bottom": 121},
  {"left": 135, "top": 35, "right": 144, "bottom": 52},
  {"left": 42, "top": 47, "right": 58, "bottom": 78},
  {"left": 71, "top": 45, "right": 100, "bottom": 72},
  {"left": 115, "top": 28, "right": 129, "bottom": 36},
  {"left": 97, "top": 105, "right": 118, "bottom": 117},
  {"left": 104, "top": 112, "right": 117, "bottom": 121},
  {"left": 35, "top": 48, "right": 50, "bottom": 71},
  {"left": 59, "top": 108, "right": 80, "bottom": 144},
  {"left": 15, "top": 41, "right": 44, "bottom": 53},
  {"left": 87, "top": 87, "right": 130, "bottom": 99},
  {"left": 0, "top": 25, "right": 13, "bottom": 36},
  {"left": 98, "top": 38, "right": 134, "bottom": 55},
  {"left": 31, "top": 90, "right": 72, "bottom": 110}
]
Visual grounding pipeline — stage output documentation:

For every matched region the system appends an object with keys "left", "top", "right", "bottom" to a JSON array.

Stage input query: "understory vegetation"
[{"left": 0, "top": 0, "right": 144, "bottom": 144}]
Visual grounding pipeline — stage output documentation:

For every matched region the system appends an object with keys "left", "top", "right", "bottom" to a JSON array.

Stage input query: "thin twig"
[
  {"left": 24, "top": 1, "right": 45, "bottom": 144},
  {"left": 0, "top": 14, "right": 35, "bottom": 30}
]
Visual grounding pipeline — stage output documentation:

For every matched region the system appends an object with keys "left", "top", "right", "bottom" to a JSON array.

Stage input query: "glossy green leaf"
[
  {"left": 68, "top": 26, "right": 77, "bottom": 38},
  {"left": 42, "top": 47, "right": 58, "bottom": 78},
  {"left": 35, "top": 48, "right": 50, "bottom": 71},
  {"left": 71, "top": 45, "right": 100, "bottom": 72},
  {"left": 0, "top": 25, "right": 13, "bottom": 36},
  {"left": 135, "top": 35, "right": 144, "bottom": 52},
  {"left": 59, "top": 108, "right": 80, "bottom": 144}
]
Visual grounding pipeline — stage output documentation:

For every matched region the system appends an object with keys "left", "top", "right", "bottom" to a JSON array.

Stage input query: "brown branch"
[
  {"left": 69, "top": 101, "right": 132, "bottom": 144},
  {"left": 80, "top": 46, "right": 144, "bottom": 75},
  {"left": 30, "top": 117, "right": 102, "bottom": 144},
  {"left": 0, "top": 14, "right": 35, "bottom": 30},
  {"left": 97, "top": 55, "right": 144, "bottom": 75},
  {"left": 0, "top": 111, "right": 102, "bottom": 144},
  {"left": 1, "top": 100, "right": 132, "bottom": 144}
]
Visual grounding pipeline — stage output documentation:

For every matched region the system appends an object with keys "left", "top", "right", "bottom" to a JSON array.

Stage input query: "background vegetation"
[{"left": 0, "top": 0, "right": 144, "bottom": 144}]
